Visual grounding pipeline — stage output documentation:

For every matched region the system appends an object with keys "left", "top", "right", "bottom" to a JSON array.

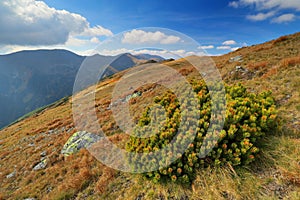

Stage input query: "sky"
[{"left": 0, "top": 0, "right": 300, "bottom": 57}]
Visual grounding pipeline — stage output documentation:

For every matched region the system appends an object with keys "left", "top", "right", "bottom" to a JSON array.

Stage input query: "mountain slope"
[
  {"left": 0, "top": 49, "right": 84, "bottom": 129},
  {"left": 0, "top": 50, "right": 164, "bottom": 129},
  {"left": 0, "top": 33, "right": 299, "bottom": 200}
]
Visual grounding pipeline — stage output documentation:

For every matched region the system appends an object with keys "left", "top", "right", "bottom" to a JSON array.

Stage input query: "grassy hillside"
[{"left": 0, "top": 33, "right": 300, "bottom": 200}]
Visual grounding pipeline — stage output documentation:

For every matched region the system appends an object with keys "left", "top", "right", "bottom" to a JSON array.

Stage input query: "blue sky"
[{"left": 0, "top": 0, "right": 300, "bottom": 56}]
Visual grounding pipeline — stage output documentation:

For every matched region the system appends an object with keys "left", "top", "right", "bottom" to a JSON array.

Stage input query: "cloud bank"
[
  {"left": 229, "top": 0, "right": 300, "bottom": 11},
  {"left": 222, "top": 40, "right": 237, "bottom": 45},
  {"left": 0, "top": 0, "right": 112, "bottom": 46},
  {"left": 229, "top": 0, "right": 299, "bottom": 23},
  {"left": 122, "top": 30, "right": 181, "bottom": 44},
  {"left": 198, "top": 45, "right": 214, "bottom": 50},
  {"left": 246, "top": 11, "right": 276, "bottom": 21},
  {"left": 271, "top": 14, "right": 296, "bottom": 23}
]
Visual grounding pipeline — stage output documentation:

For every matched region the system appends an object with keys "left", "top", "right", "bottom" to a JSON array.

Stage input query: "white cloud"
[
  {"left": 230, "top": 0, "right": 299, "bottom": 23},
  {"left": 65, "top": 36, "right": 89, "bottom": 47},
  {"left": 229, "top": 1, "right": 239, "bottom": 8},
  {"left": 229, "top": 0, "right": 300, "bottom": 10},
  {"left": 97, "top": 48, "right": 205, "bottom": 59},
  {"left": 0, "top": 35, "right": 102, "bottom": 56},
  {"left": 0, "top": 45, "right": 41, "bottom": 54},
  {"left": 246, "top": 11, "right": 276, "bottom": 21},
  {"left": 242, "top": 42, "right": 248, "bottom": 47},
  {"left": 198, "top": 45, "right": 214, "bottom": 49},
  {"left": 222, "top": 40, "right": 237, "bottom": 45},
  {"left": 122, "top": 29, "right": 181, "bottom": 44},
  {"left": 271, "top": 13, "right": 296, "bottom": 23},
  {"left": 80, "top": 25, "right": 113, "bottom": 37},
  {"left": 90, "top": 37, "right": 101, "bottom": 44},
  {"left": 216, "top": 45, "right": 241, "bottom": 51},
  {"left": 99, "top": 48, "right": 130, "bottom": 56},
  {"left": 231, "top": 47, "right": 241, "bottom": 51},
  {"left": 0, "top": 0, "right": 112, "bottom": 46},
  {"left": 217, "top": 46, "right": 232, "bottom": 50}
]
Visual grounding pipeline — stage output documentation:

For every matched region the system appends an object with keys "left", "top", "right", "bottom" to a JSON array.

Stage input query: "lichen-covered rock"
[
  {"left": 61, "top": 131, "right": 102, "bottom": 156},
  {"left": 33, "top": 158, "right": 48, "bottom": 171}
]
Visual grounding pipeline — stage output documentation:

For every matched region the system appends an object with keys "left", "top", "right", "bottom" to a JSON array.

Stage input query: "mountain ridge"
[{"left": 0, "top": 49, "right": 164, "bottom": 129}]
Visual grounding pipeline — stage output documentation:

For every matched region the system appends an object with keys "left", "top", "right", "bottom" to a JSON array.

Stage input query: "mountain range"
[{"left": 0, "top": 49, "right": 164, "bottom": 129}]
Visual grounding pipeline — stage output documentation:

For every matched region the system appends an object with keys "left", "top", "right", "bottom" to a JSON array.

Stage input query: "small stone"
[
  {"left": 67, "top": 127, "right": 74, "bottom": 133},
  {"left": 28, "top": 143, "right": 35, "bottom": 147},
  {"left": 235, "top": 65, "right": 248, "bottom": 73},
  {"left": 135, "top": 193, "right": 144, "bottom": 200},
  {"left": 46, "top": 186, "right": 53, "bottom": 193},
  {"left": 40, "top": 151, "right": 47, "bottom": 157},
  {"left": 6, "top": 171, "right": 16, "bottom": 179},
  {"left": 33, "top": 159, "right": 48, "bottom": 171}
]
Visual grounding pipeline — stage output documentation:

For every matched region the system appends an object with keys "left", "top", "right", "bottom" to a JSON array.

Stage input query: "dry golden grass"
[
  {"left": 95, "top": 167, "right": 116, "bottom": 193},
  {"left": 247, "top": 61, "right": 269, "bottom": 71},
  {"left": 261, "top": 66, "right": 279, "bottom": 79},
  {"left": 280, "top": 55, "right": 300, "bottom": 68},
  {"left": 272, "top": 35, "right": 289, "bottom": 45},
  {"left": 0, "top": 32, "right": 300, "bottom": 199}
]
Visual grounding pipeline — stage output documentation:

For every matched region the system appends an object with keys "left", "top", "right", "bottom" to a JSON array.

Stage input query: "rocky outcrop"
[{"left": 61, "top": 131, "right": 102, "bottom": 156}]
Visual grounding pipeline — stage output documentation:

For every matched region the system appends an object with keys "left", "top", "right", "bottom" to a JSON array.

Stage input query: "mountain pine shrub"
[{"left": 126, "top": 81, "right": 277, "bottom": 184}]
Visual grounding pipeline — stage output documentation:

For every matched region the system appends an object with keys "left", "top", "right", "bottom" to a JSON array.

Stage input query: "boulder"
[
  {"left": 33, "top": 158, "right": 48, "bottom": 171},
  {"left": 61, "top": 131, "right": 102, "bottom": 156},
  {"left": 230, "top": 55, "right": 243, "bottom": 62}
]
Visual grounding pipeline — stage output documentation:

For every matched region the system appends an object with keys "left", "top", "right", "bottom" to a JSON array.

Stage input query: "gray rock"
[
  {"left": 28, "top": 143, "right": 35, "bottom": 147},
  {"left": 6, "top": 171, "right": 16, "bottom": 179},
  {"left": 46, "top": 186, "right": 53, "bottom": 193},
  {"left": 40, "top": 151, "right": 47, "bottom": 157},
  {"left": 230, "top": 55, "right": 243, "bottom": 62},
  {"left": 236, "top": 65, "right": 246, "bottom": 71},
  {"left": 61, "top": 131, "right": 102, "bottom": 156},
  {"left": 67, "top": 127, "right": 74, "bottom": 133},
  {"left": 108, "top": 91, "right": 142, "bottom": 110},
  {"left": 33, "top": 158, "right": 48, "bottom": 171}
]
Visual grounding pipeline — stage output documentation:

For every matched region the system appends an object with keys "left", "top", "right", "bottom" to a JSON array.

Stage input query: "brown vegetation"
[
  {"left": 95, "top": 167, "right": 116, "bottom": 193},
  {"left": 247, "top": 61, "right": 268, "bottom": 71},
  {"left": 0, "top": 32, "right": 300, "bottom": 199},
  {"left": 273, "top": 35, "right": 289, "bottom": 45},
  {"left": 280, "top": 55, "right": 300, "bottom": 68}
]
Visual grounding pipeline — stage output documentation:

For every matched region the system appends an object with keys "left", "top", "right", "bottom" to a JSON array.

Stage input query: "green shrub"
[{"left": 126, "top": 81, "right": 277, "bottom": 184}]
